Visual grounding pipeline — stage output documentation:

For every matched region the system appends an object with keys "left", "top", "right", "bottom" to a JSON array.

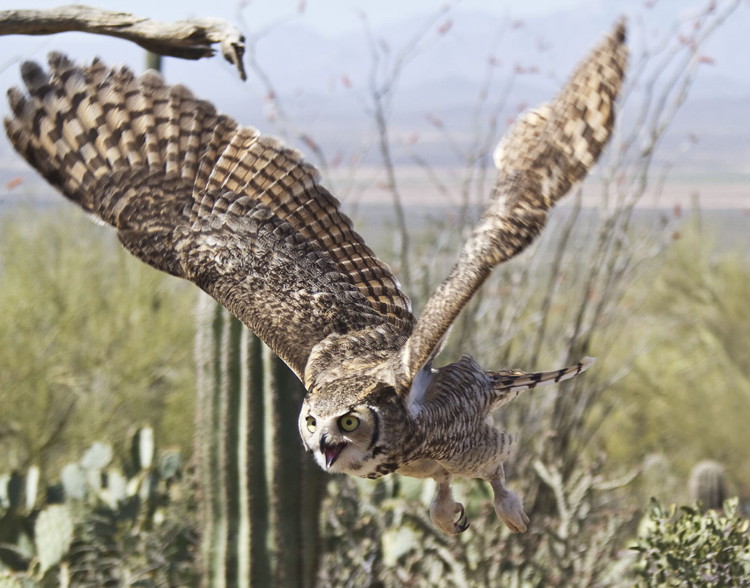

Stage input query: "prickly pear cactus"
[
  {"left": 34, "top": 504, "right": 74, "bottom": 574},
  {"left": 80, "top": 443, "right": 113, "bottom": 471},
  {"left": 132, "top": 426, "right": 155, "bottom": 471},
  {"left": 60, "top": 463, "right": 87, "bottom": 501},
  {"left": 0, "top": 428, "right": 194, "bottom": 585},
  {"left": 0, "top": 575, "right": 36, "bottom": 588}
]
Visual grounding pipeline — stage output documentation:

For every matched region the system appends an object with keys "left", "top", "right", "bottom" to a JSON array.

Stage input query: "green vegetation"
[
  {"left": 0, "top": 429, "right": 196, "bottom": 586},
  {"left": 632, "top": 498, "right": 750, "bottom": 587},
  {"left": 193, "top": 299, "right": 325, "bottom": 586},
  {"left": 0, "top": 208, "right": 196, "bottom": 477},
  {"left": 601, "top": 219, "right": 750, "bottom": 502}
]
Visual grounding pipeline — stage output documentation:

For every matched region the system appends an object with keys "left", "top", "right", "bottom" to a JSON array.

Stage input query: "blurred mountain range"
[{"left": 0, "top": 0, "right": 748, "bottom": 194}]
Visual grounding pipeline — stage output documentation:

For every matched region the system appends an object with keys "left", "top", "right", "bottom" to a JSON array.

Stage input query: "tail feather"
[{"left": 488, "top": 356, "right": 595, "bottom": 411}]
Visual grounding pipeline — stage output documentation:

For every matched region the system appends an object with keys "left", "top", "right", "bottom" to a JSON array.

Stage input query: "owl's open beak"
[{"left": 320, "top": 435, "right": 347, "bottom": 468}]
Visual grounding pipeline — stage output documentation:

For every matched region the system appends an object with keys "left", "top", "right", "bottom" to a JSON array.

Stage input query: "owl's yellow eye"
[
  {"left": 338, "top": 415, "right": 360, "bottom": 433},
  {"left": 306, "top": 416, "right": 317, "bottom": 433}
]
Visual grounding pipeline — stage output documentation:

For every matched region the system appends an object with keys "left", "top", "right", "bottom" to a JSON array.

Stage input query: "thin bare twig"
[{"left": 360, "top": 6, "right": 451, "bottom": 289}]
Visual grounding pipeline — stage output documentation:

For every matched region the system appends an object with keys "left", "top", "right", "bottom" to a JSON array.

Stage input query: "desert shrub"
[
  {"left": 631, "top": 498, "right": 750, "bottom": 587},
  {"left": 602, "top": 219, "right": 750, "bottom": 503},
  {"left": 0, "top": 208, "right": 196, "bottom": 474}
]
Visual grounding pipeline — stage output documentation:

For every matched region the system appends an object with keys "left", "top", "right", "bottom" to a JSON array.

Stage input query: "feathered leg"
[
  {"left": 429, "top": 473, "right": 469, "bottom": 535},
  {"left": 488, "top": 464, "right": 528, "bottom": 533}
]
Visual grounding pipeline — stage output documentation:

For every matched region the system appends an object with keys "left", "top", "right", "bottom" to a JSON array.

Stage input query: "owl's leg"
[
  {"left": 429, "top": 474, "right": 469, "bottom": 535},
  {"left": 489, "top": 464, "right": 528, "bottom": 533}
]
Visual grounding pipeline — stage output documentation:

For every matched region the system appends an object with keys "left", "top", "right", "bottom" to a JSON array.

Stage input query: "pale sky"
[
  {"left": 0, "top": 0, "right": 604, "bottom": 81},
  {"left": 235, "top": 0, "right": 594, "bottom": 35},
  {"left": 0, "top": 0, "right": 747, "bottom": 181},
  {"left": 2, "top": 1, "right": 743, "bottom": 82},
  {"left": 1, "top": 0, "right": 595, "bottom": 35}
]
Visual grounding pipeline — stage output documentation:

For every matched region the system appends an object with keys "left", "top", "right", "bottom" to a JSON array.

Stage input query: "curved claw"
[
  {"left": 453, "top": 502, "right": 470, "bottom": 534},
  {"left": 430, "top": 500, "right": 470, "bottom": 535},
  {"left": 429, "top": 480, "right": 471, "bottom": 535}
]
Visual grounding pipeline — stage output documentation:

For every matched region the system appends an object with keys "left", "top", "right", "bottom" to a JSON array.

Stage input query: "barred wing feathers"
[
  {"left": 398, "top": 21, "right": 628, "bottom": 385},
  {"left": 5, "top": 53, "right": 413, "bottom": 379}
]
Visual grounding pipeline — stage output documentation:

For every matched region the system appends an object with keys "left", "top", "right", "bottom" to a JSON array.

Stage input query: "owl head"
[{"left": 298, "top": 374, "right": 408, "bottom": 478}]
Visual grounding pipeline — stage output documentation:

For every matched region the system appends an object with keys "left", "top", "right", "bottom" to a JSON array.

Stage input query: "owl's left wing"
[{"left": 398, "top": 21, "right": 628, "bottom": 386}]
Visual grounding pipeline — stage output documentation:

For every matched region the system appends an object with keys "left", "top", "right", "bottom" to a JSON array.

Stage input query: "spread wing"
[
  {"left": 5, "top": 53, "right": 414, "bottom": 381},
  {"left": 398, "top": 21, "right": 628, "bottom": 385}
]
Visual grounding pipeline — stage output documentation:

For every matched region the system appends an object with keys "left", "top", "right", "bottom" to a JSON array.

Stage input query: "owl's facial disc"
[{"left": 299, "top": 404, "right": 382, "bottom": 476}]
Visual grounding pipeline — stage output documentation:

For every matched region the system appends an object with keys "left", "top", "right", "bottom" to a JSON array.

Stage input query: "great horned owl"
[{"left": 5, "top": 22, "right": 626, "bottom": 534}]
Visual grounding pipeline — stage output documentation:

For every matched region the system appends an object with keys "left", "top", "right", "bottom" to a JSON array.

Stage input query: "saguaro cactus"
[
  {"left": 195, "top": 294, "right": 326, "bottom": 587},
  {"left": 689, "top": 460, "right": 728, "bottom": 511}
]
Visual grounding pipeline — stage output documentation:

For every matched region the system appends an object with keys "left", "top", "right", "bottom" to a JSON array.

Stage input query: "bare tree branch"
[
  {"left": 360, "top": 5, "right": 452, "bottom": 291},
  {"left": 0, "top": 4, "right": 247, "bottom": 80}
]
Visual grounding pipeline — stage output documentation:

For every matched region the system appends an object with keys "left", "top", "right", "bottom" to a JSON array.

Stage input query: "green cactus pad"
[{"left": 34, "top": 504, "right": 74, "bottom": 573}]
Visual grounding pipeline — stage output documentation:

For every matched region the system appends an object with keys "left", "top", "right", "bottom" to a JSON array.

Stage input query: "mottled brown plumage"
[{"left": 5, "top": 21, "right": 627, "bottom": 534}]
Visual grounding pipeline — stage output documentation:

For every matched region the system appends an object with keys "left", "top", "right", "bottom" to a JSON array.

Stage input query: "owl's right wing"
[
  {"left": 397, "top": 21, "right": 628, "bottom": 387},
  {"left": 5, "top": 54, "right": 414, "bottom": 382}
]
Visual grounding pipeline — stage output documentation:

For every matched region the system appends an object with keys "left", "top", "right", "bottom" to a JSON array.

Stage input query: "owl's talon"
[
  {"left": 429, "top": 479, "right": 470, "bottom": 534},
  {"left": 454, "top": 503, "right": 470, "bottom": 533},
  {"left": 431, "top": 500, "right": 469, "bottom": 534},
  {"left": 491, "top": 480, "right": 528, "bottom": 533}
]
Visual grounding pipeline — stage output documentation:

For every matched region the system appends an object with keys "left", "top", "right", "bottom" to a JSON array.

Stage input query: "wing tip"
[{"left": 612, "top": 16, "right": 627, "bottom": 44}]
